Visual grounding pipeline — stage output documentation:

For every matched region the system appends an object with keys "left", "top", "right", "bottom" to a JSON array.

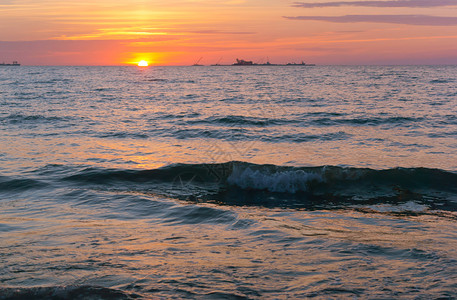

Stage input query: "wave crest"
[
  {"left": 228, "top": 164, "right": 323, "bottom": 193},
  {"left": 28, "top": 161, "right": 457, "bottom": 211}
]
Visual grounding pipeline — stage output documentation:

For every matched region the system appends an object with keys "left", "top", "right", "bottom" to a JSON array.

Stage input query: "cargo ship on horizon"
[
  {"left": 0, "top": 61, "right": 21, "bottom": 66},
  {"left": 211, "top": 58, "right": 315, "bottom": 66}
]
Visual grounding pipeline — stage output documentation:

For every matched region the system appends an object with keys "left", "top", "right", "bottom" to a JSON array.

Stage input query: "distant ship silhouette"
[
  {"left": 192, "top": 57, "right": 204, "bottom": 66},
  {"left": 0, "top": 61, "right": 21, "bottom": 66},
  {"left": 212, "top": 58, "right": 315, "bottom": 66}
]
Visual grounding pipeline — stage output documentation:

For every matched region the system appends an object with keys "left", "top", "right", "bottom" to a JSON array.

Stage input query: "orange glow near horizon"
[{"left": 0, "top": 0, "right": 456, "bottom": 65}]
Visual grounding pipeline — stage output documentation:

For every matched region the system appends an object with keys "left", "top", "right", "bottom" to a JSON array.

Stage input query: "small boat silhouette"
[{"left": 192, "top": 57, "right": 204, "bottom": 66}]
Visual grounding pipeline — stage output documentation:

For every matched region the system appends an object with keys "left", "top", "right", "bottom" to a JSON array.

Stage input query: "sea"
[{"left": 0, "top": 65, "right": 456, "bottom": 299}]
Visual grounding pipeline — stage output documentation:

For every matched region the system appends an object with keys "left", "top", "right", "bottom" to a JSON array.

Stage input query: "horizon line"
[{"left": 8, "top": 63, "right": 457, "bottom": 67}]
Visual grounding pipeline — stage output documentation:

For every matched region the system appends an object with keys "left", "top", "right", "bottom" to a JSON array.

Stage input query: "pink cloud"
[
  {"left": 292, "top": 0, "right": 457, "bottom": 8},
  {"left": 284, "top": 15, "right": 457, "bottom": 26}
]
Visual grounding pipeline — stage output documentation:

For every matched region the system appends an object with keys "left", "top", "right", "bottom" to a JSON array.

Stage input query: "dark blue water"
[{"left": 1, "top": 66, "right": 456, "bottom": 299}]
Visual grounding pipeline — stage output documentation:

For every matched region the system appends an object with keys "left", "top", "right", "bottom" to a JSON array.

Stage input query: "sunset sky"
[{"left": 1, "top": 0, "right": 457, "bottom": 65}]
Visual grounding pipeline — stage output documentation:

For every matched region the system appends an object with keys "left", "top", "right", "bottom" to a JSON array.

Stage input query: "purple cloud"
[
  {"left": 292, "top": 0, "right": 457, "bottom": 8},
  {"left": 284, "top": 15, "right": 457, "bottom": 26}
]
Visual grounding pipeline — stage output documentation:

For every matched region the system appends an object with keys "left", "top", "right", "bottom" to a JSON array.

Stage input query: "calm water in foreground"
[{"left": 0, "top": 66, "right": 456, "bottom": 299}]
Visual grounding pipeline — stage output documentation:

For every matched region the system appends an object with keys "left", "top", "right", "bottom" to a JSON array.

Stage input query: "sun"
[{"left": 138, "top": 60, "right": 149, "bottom": 67}]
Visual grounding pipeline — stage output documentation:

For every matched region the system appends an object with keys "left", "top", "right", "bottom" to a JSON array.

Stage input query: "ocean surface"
[{"left": 0, "top": 65, "right": 456, "bottom": 299}]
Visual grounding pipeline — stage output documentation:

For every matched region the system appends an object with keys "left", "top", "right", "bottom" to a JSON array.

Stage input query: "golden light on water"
[{"left": 138, "top": 60, "right": 149, "bottom": 67}]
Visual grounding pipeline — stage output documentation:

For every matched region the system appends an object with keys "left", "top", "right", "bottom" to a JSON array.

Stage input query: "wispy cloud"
[
  {"left": 292, "top": 0, "right": 457, "bottom": 8},
  {"left": 187, "top": 30, "right": 255, "bottom": 35},
  {"left": 284, "top": 15, "right": 457, "bottom": 26}
]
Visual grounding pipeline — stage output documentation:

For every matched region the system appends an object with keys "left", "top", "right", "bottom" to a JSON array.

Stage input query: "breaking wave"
[
  {"left": 227, "top": 164, "right": 323, "bottom": 193},
  {"left": 3, "top": 162, "right": 456, "bottom": 211},
  {"left": 8, "top": 161, "right": 445, "bottom": 211}
]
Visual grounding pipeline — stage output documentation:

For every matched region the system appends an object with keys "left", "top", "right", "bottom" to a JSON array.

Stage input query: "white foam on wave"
[{"left": 227, "top": 165, "right": 323, "bottom": 193}]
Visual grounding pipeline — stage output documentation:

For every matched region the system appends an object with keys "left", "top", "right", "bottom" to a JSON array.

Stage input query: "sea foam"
[{"left": 227, "top": 164, "right": 323, "bottom": 193}]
